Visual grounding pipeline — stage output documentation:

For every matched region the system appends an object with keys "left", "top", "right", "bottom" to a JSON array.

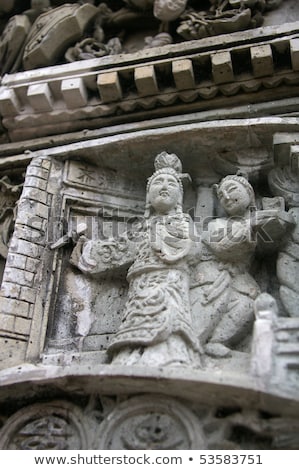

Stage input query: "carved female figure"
[{"left": 72, "top": 152, "right": 201, "bottom": 367}]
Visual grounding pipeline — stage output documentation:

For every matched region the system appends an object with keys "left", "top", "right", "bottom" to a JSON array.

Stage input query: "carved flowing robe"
[
  {"left": 75, "top": 213, "right": 201, "bottom": 367},
  {"left": 191, "top": 216, "right": 260, "bottom": 349}
]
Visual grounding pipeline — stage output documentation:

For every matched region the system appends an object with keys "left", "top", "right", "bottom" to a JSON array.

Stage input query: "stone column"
[{"left": 0, "top": 155, "right": 62, "bottom": 367}]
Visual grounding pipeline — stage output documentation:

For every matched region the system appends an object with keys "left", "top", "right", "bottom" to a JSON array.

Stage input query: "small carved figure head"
[
  {"left": 254, "top": 292, "right": 278, "bottom": 320},
  {"left": 216, "top": 173, "right": 255, "bottom": 216},
  {"left": 145, "top": 152, "right": 184, "bottom": 217}
]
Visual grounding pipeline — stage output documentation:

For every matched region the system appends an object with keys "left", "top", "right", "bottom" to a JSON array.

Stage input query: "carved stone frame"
[{"left": 0, "top": 115, "right": 298, "bottom": 405}]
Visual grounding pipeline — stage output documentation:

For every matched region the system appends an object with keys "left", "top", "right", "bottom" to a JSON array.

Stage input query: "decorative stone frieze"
[
  {"left": 97, "top": 395, "right": 205, "bottom": 450},
  {"left": 0, "top": 1, "right": 286, "bottom": 77},
  {"left": 0, "top": 401, "right": 88, "bottom": 450},
  {"left": 0, "top": 2, "right": 298, "bottom": 451},
  {"left": 1, "top": 22, "right": 299, "bottom": 141},
  {"left": 0, "top": 389, "right": 298, "bottom": 450},
  {"left": 0, "top": 118, "right": 297, "bottom": 409}
]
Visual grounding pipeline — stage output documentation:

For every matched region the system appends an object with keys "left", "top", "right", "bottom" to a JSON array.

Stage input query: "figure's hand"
[
  {"left": 251, "top": 209, "right": 296, "bottom": 245},
  {"left": 251, "top": 210, "right": 274, "bottom": 229},
  {"left": 51, "top": 223, "right": 88, "bottom": 250},
  {"left": 70, "top": 235, "right": 90, "bottom": 268}
]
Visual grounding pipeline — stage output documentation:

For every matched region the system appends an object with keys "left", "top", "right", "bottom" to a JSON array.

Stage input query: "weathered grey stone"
[
  {"left": 23, "top": 3, "right": 99, "bottom": 70},
  {"left": 61, "top": 77, "right": 88, "bottom": 108},
  {"left": 97, "top": 72, "right": 122, "bottom": 103},
  {"left": 27, "top": 83, "right": 54, "bottom": 113},
  {"left": 251, "top": 293, "right": 278, "bottom": 383},
  {"left": 211, "top": 51, "right": 234, "bottom": 84},
  {"left": 97, "top": 395, "right": 205, "bottom": 449},
  {"left": 251, "top": 44, "right": 274, "bottom": 78},
  {"left": 0, "top": 14, "right": 31, "bottom": 75},
  {"left": 0, "top": 401, "right": 88, "bottom": 450},
  {"left": 134, "top": 65, "right": 159, "bottom": 97},
  {"left": 172, "top": 59, "right": 195, "bottom": 90},
  {"left": 0, "top": 2, "right": 299, "bottom": 451},
  {"left": 0, "top": 88, "right": 21, "bottom": 116},
  {"left": 0, "top": 176, "right": 23, "bottom": 260},
  {"left": 71, "top": 152, "right": 201, "bottom": 368}
]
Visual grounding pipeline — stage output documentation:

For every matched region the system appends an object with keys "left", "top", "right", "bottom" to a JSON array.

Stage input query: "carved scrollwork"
[
  {"left": 177, "top": 7, "right": 253, "bottom": 41},
  {"left": 144, "top": 32, "right": 172, "bottom": 48},
  {"left": 0, "top": 1, "right": 285, "bottom": 73},
  {"left": 0, "top": 401, "right": 88, "bottom": 450},
  {"left": 71, "top": 235, "right": 133, "bottom": 275},
  {"left": 176, "top": 0, "right": 283, "bottom": 41},
  {"left": 0, "top": 395, "right": 297, "bottom": 450},
  {"left": 97, "top": 395, "right": 206, "bottom": 450},
  {"left": 65, "top": 37, "right": 122, "bottom": 62}
]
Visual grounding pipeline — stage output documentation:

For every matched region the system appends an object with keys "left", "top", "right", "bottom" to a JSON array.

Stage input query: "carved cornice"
[{"left": 1, "top": 22, "right": 299, "bottom": 141}]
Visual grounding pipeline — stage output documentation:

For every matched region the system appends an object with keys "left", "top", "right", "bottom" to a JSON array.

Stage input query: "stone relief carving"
[
  {"left": 191, "top": 174, "right": 260, "bottom": 359},
  {"left": 251, "top": 292, "right": 278, "bottom": 381},
  {"left": 0, "top": 2, "right": 99, "bottom": 73},
  {"left": 71, "top": 152, "right": 202, "bottom": 367},
  {"left": 268, "top": 164, "right": 299, "bottom": 317},
  {"left": 0, "top": 1, "right": 52, "bottom": 74},
  {"left": 176, "top": 0, "right": 283, "bottom": 41},
  {"left": 97, "top": 395, "right": 206, "bottom": 450},
  {"left": 0, "top": 0, "right": 284, "bottom": 73},
  {"left": 223, "top": 409, "right": 299, "bottom": 450},
  {"left": 277, "top": 207, "right": 299, "bottom": 317},
  {"left": 0, "top": 175, "right": 23, "bottom": 260},
  {"left": 64, "top": 159, "right": 144, "bottom": 198},
  {"left": 44, "top": 157, "right": 146, "bottom": 356},
  {"left": 191, "top": 173, "right": 294, "bottom": 359},
  {"left": 0, "top": 395, "right": 298, "bottom": 450},
  {"left": 23, "top": 2, "right": 99, "bottom": 70},
  {"left": 65, "top": 156, "right": 296, "bottom": 369},
  {"left": 65, "top": 3, "right": 123, "bottom": 62},
  {"left": 0, "top": 401, "right": 88, "bottom": 450}
]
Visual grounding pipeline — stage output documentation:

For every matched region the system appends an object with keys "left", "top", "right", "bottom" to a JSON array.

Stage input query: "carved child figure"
[
  {"left": 192, "top": 174, "right": 260, "bottom": 358},
  {"left": 71, "top": 152, "right": 201, "bottom": 368},
  {"left": 207, "top": 175, "right": 262, "bottom": 357},
  {"left": 192, "top": 173, "right": 294, "bottom": 359}
]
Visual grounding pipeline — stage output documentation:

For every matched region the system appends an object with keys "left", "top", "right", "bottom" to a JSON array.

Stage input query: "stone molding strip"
[
  {"left": 0, "top": 98, "right": 299, "bottom": 160},
  {"left": 0, "top": 360, "right": 298, "bottom": 413},
  {"left": 1, "top": 23, "right": 299, "bottom": 140}
]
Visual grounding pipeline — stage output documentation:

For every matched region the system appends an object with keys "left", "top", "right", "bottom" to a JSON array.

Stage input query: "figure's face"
[
  {"left": 148, "top": 174, "right": 181, "bottom": 214},
  {"left": 218, "top": 180, "right": 251, "bottom": 216}
]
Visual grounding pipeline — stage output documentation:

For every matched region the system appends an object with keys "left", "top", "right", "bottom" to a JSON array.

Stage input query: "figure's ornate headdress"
[{"left": 146, "top": 152, "right": 184, "bottom": 193}]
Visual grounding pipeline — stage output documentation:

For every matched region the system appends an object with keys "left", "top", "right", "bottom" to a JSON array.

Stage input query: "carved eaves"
[{"left": 1, "top": 22, "right": 299, "bottom": 141}]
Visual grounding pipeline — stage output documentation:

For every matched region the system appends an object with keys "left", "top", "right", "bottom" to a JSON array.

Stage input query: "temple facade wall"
[{"left": 0, "top": 0, "right": 298, "bottom": 450}]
